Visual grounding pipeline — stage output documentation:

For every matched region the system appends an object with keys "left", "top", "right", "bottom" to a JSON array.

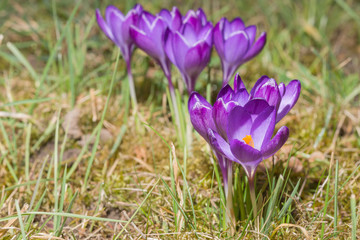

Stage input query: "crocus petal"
[
  {"left": 96, "top": 9, "right": 114, "bottom": 41},
  {"left": 208, "top": 129, "right": 238, "bottom": 163},
  {"left": 224, "top": 31, "right": 249, "bottom": 64},
  {"left": 261, "top": 126, "right": 289, "bottom": 159},
  {"left": 164, "top": 30, "right": 175, "bottom": 64},
  {"left": 227, "top": 106, "right": 252, "bottom": 143},
  {"left": 244, "top": 98, "right": 270, "bottom": 120},
  {"left": 230, "top": 139, "right": 262, "bottom": 164},
  {"left": 232, "top": 88, "right": 250, "bottom": 106},
  {"left": 230, "top": 18, "right": 245, "bottom": 32},
  {"left": 216, "top": 84, "right": 234, "bottom": 102},
  {"left": 213, "top": 98, "right": 238, "bottom": 139},
  {"left": 130, "top": 26, "right": 163, "bottom": 60},
  {"left": 276, "top": 80, "right": 301, "bottom": 123},
  {"left": 213, "top": 21, "right": 225, "bottom": 59},
  {"left": 172, "top": 32, "right": 190, "bottom": 70},
  {"left": 250, "top": 106, "right": 276, "bottom": 149},
  {"left": 233, "top": 73, "right": 246, "bottom": 92},
  {"left": 278, "top": 82, "right": 285, "bottom": 96},
  {"left": 183, "top": 42, "right": 211, "bottom": 90},
  {"left": 250, "top": 75, "right": 270, "bottom": 96},
  {"left": 243, "top": 32, "right": 266, "bottom": 62},
  {"left": 244, "top": 25, "right": 256, "bottom": 45},
  {"left": 252, "top": 77, "right": 281, "bottom": 109},
  {"left": 188, "top": 92, "right": 215, "bottom": 141}
]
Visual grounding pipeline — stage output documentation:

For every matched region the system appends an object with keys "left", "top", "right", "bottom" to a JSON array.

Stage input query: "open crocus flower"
[
  {"left": 213, "top": 18, "right": 267, "bottom": 85},
  {"left": 165, "top": 8, "right": 213, "bottom": 93},
  {"left": 188, "top": 73, "right": 300, "bottom": 192},
  {"left": 129, "top": 8, "right": 182, "bottom": 88},
  {"left": 96, "top": 4, "right": 143, "bottom": 109}
]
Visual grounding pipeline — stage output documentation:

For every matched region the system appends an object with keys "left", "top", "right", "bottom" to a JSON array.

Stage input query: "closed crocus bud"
[
  {"left": 130, "top": 11, "right": 172, "bottom": 78},
  {"left": 213, "top": 18, "right": 267, "bottom": 86},
  {"left": 158, "top": 7, "right": 182, "bottom": 32},
  {"left": 165, "top": 8, "right": 213, "bottom": 93},
  {"left": 96, "top": 4, "right": 143, "bottom": 64}
]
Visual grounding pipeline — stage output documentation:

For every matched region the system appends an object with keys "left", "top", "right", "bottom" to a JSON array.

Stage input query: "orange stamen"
[{"left": 242, "top": 135, "right": 254, "bottom": 148}]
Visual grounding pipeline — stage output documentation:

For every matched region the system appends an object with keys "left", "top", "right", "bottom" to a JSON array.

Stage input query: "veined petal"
[
  {"left": 164, "top": 30, "right": 175, "bottom": 64},
  {"left": 172, "top": 32, "right": 190, "bottom": 70},
  {"left": 230, "top": 18, "right": 245, "bottom": 32},
  {"left": 227, "top": 106, "right": 252, "bottom": 143},
  {"left": 250, "top": 106, "right": 276, "bottom": 150},
  {"left": 276, "top": 80, "right": 301, "bottom": 123},
  {"left": 183, "top": 41, "right": 211, "bottom": 83},
  {"left": 130, "top": 26, "right": 164, "bottom": 61},
  {"left": 261, "top": 126, "right": 289, "bottom": 159},
  {"left": 188, "top": 92, "right": 215, "bottom": 141},
  {"left": 278, "top": 82, "right": 285, "bottom": 96}
]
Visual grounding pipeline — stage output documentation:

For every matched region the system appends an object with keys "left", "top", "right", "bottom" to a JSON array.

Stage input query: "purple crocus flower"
[
  {"left": 96, "top": 4, "right": 143, "bottom": 64},
  {"left": 213, "top": 18, "right": 267, "bottom": 86},
  {"left": 165, "top": 8, "right": 213, "bottom": 93},
  {"left": 188, "top": 74, "right": 300, "bottom": 192},
  {"left": 96, "top": 4, "right": 143, "bottom": 109},
  {"left": 129, "top": 7, "right": 182, "bottom": 91}
]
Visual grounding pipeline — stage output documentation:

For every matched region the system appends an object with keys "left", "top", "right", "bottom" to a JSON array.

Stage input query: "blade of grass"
[
  {"left": 82, "top": 50, "right": 120, "bottom": 191},
  {"left": 58, "top": 191, "right": 78, "bottom": 235},
  {"left": 114, "top": 178, "right": 160, "bottom": 239},
  {"left": 24, "top": 123, "right": 32, "bottom": 186},
  {"left": 53, "top": 110, "right": 61, "bottom": 232},
  {"left": 278, "top": 179, "right": 301, "bottom": 220},
  {"left": 15, "top": 199, "right": 26, "bottom": 239},
  {"left": 334, "top": 159, "right": 339, "bottom": 233},
  {"left": 350, "top": 194, "right": 357, "bottom": 240}
]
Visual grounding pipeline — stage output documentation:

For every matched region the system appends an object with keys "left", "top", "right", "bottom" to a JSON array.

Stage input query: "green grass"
[{"left": 0, "top": 0, "right": 360, "bottom": 239}]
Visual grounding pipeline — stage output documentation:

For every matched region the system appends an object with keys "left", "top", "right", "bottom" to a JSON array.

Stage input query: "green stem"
[
  {"left": 249, "top": 174, "right": 259, "bottom": 232},
  {"left": 126, "top": 61, "right": 138, "bottom": 113}
]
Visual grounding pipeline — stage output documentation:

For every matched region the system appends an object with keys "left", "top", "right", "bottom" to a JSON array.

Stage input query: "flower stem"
[
  {"left": 167, "top": 74, "right": 183, "bottom": 145},
  {"left": 126, "top": 62, "right": 138, "bottom": 113},
  {"left": 225, "top": 166, "right": 236, "bottom": 235},
  {"left": 248, "top": 174, "right": 259, "bottom": 232}
]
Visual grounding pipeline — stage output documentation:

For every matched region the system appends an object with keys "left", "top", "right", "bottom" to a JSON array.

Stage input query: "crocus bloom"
[
  {"left": 165, "top": 8, "right": 213, "bottom": 93},
  {"left": 96, "top": 4, "right": 143, "bottom": 64},
  {"left": 213, "top": 18, "right": 267, "bottom": 85},
  {"left": 129, "top": 7, "right": 182, "bottom": 90},
  {"left": 96, "top": 4, "right": 143, "bottom": 109},
  {"left": 188, "top": 74, "right": 300, "bottom": 184}
]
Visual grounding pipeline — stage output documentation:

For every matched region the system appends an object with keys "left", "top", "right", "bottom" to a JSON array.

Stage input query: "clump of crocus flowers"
[{"left": 96, "top": 3, "right": 301, "bottom": 232}]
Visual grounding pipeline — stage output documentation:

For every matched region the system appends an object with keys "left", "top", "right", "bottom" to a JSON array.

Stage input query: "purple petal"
[
  {"left": 243, "top": 98, "right": 270, "bottom": 119},
  {"left": 172, "top": 32, "right": 190, "bottom": 70},
  {"left": 188, "top": 92, "right": 215, "bottom": 141},
  {"left": 244, "top": 25, "right": 256, "bottom": 45},
  {"left": 230, "top": 139, "right": 262, "bottom": 164},
  {"left": 183, "top": 42, "right": 211, "bottom": 88},
  {"left": 250, "top": 75, "right": 270, "bottom": 96},
  {"left": 276, "top": 80, "right": 301, "bottom": 123},
  {"left": 226, "top": 106, "right": 252, "bottom": 143},
  {"left": 215, "top": 151, "right": 232, "bottom": 188},
  {"left": 164, "top": 30, "right": 175, "bottom": 64},
  {"left": 233, "top": 73, "right": 246, "bottom": 92},
  {"left": 243, "top": 32, "right": 267, "bottom": 62},
  {"left": 232, "top": 88, "right": 250, "bottom": 106},
  {"left": 213, "top": 21, "right": 225, "bottom": 59},
  {"left": 230, "top": 18, "right": 245, "bottom": 31},
  {"left": 96, "top": 9, "right": 114, "bottom": 41},
  {"left": 105, "top": 5, "right": 124, "bottom": 23},
  {"left": 250, "top": 106, "right": 276, "bottom": 150},
  {"left": 252, "top": 77, "right": 281, "bottom": 109},
  {"left": 261, "top": 126, "right": 289, "bottom": 159},
  {"left": 278, "top": 82, "right": 285, "bottom": 96},
  {"left": 208, "top": 129, "right": 238, "bottom": 163},
  {"left": 130, "top": 26, "right": 163, "bottom": 61},
  {"left": 224, "top": 31, "right": 249, "bottom": 64},
  {"left": 216, "top": 84, "right": 234, "bottom": 102},
  {"left": 196, "top": 8, "right": 208, "bottom": 25},
  {"left": 213, "top": 98, "right": 238, "bottom": 139}
]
